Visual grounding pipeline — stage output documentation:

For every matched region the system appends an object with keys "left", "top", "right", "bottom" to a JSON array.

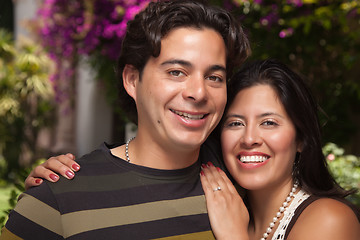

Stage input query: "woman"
[
  {"left": 25, "top": 60, "right": 360, "bottom": 239},
  {"left": 200, "top": 59, "right": 360, "bottom": 239}
]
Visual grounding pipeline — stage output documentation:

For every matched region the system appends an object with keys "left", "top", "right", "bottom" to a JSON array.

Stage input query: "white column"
[
  {"left": 14, "top": 1, "right": 114, "bottom": 157},
  {"left": 75, "top": 58, "right": 113, "bottom": 156},
  {"left": 14, "top": 0, "right": 37, "bottom": 40}
]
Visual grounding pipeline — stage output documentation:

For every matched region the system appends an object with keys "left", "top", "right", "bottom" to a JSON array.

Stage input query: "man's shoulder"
[
  {"left": 44, "top": 144, "right": 116, "bottom": 192},
  {"left": 75, "top": 143, "right": 109, "bottom": 165}
]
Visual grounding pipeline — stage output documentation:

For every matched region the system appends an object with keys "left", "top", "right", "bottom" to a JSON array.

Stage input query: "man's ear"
[{"left": 123, "top": 64, "right": 140, "bottom": 100}]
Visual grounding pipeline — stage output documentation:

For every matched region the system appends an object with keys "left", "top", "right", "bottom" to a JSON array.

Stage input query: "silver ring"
[{"left": 213, "top": 186, "right": 221, "bottom": 192}]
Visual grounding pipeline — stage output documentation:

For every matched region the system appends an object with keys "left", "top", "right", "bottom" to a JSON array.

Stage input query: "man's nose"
[{"left": 182, "top": 74, "right": 208, "bottom": 102}]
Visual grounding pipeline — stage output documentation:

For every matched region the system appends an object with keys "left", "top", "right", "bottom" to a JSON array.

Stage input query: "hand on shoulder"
[
  {"left": 289, "top": 197, "right": 360, "bottom": 240},
  {"left": 24, "top": 153, "right": 79, "bottom": 190}
]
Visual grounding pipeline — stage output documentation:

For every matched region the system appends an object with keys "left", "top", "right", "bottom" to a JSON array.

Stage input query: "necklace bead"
[
  {"left": 125, "top": 137, "right": 135, "bottom": 162},
  {"left": 259, "top": 181, "right": 298, "bottom": 240}
]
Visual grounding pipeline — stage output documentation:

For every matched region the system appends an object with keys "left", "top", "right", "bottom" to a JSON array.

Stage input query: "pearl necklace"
[
  {"left": 260, "top": 181, "right": 298, "bottom": 240},
  {"left": 125, "top": 137, "right": 135, "bottom": 162}
]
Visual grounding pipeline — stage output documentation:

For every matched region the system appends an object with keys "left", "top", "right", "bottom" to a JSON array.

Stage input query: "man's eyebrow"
[
  {"left": 208, "top": 64, "right": 226, "bottom": 73},
  {"left": 161, "top": 59, "right": 192, "bottom": 67},
  {"left": 160, "top": 59, "right": 226, "bottom": 73}
]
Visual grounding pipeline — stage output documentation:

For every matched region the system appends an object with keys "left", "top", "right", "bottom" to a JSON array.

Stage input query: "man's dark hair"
[{"left": 117, "top": 0, "right": 251, "bottom": 124}]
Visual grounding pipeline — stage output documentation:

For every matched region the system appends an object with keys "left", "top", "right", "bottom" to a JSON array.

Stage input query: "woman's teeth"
[{"left": 239, "top": 155, "right": 268, "bottom": 163}]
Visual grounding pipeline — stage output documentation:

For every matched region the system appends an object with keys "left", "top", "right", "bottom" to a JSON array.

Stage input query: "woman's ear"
[
  {"left": 123, "top": 64, "right": 140, "bottom": 100},
  {"left": 296, "top": 141, "right": 303, "bottom": 153}
]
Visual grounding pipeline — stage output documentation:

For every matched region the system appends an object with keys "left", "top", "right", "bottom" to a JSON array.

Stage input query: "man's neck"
[{"left": 111, "top": 136, "right": 201, "bottom": 170}]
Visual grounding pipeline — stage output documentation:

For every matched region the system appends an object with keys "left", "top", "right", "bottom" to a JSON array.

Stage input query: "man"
[{"left": 1, "top": 0, "right": 250, "bottom": 239}]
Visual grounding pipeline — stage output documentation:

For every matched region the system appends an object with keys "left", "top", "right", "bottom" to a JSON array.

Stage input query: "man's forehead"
[{"left": 152, "top": 27, "right": 227, "bottom": 68}]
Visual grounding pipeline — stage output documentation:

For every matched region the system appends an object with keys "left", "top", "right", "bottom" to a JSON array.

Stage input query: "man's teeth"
[
  {"left": 172, "top": 110, "right": 205, "bottom": 120},
  {"left": 239, "top": 155, "right": 268, "bottom": 163}
]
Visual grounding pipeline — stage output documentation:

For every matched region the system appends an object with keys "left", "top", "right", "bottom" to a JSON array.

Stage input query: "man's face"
[{"left": 131, "top": 27, "right": 227, "bottom": 151}]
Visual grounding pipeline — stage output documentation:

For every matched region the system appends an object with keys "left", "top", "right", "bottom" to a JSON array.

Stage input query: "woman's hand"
[
  {"left": 200, "top": 162, "right": 249, "bottom": 240},
  {"left": 25, "top": 153, "right": 80, "bottom": 190}
]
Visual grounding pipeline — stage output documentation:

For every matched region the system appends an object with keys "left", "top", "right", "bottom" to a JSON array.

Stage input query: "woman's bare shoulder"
[{"left": 288, "top": 198, "right": 360, "bottom": 240}]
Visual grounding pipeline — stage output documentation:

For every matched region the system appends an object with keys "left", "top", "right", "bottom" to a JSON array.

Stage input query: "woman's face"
[{"left": 221, "top": 84, "right": 301, "bottom": 191}]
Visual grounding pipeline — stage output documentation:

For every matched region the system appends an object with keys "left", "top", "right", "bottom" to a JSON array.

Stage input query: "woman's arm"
[
  {"left": 25, "top": 153, "right": 80, "bottom": 190},
  {"left": 200, "top": 162, "right": 250, "bottom": 240}
]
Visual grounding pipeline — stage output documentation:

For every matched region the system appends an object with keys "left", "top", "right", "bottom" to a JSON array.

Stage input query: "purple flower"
[
  {"left": 287, "top": 0, "right": 303, "bottom": 7},
  {"left": 279, "top": 28, "right": 294, "bottom": 38},
  {"left": 36, "top": 0, "right": 152, "bottom": 102},
  {"left": 260, "top": 12, "right": 279, "bottom": 28},
  {"left": 124, "top": 5, "right": 141, "bottom": 20}
]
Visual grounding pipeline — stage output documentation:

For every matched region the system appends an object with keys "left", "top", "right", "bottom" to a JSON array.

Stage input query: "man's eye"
[
  {"left": 169, "top": 70, "right": 185, "bottom": 77},
  {"left": 207, "top": 75, "right": 223, "bottom": 82}
]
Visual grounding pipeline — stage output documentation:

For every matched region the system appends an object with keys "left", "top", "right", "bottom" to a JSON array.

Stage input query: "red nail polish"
[
  {"left": 207, "top": 162, "right": 213, "bottom": 167},
  {"left": 216, "top": 167, "right": 222, "bottom": 172},
  {"left": 65, "top": 170, "right": 74, "bottom": 179},
  {"left": 35, "top": 179, "right": 42, "bottom": 184},
  {"left": 49, "top": 174, "right": 59, "bottom": 181},
  {"left": 72, "top": 164, "right": 80, "bottom": 171},
  {"left": 201, "top": 164, "right": 207, "bottom": 168},
  {"left": 200, "top": 170, "right": 204, "bottom": 176}
]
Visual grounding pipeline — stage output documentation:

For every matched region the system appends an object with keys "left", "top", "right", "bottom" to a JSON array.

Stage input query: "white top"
[{"left": 272, "top": 189, "right": 311, "bottom": 240}]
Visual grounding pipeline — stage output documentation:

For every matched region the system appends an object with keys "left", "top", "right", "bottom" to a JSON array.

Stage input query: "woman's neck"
[{"left": 247, "top": 180, "right": 294, "bottom": 240}]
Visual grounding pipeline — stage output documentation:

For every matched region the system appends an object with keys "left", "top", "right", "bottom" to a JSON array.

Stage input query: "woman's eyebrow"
[
  {"left": 259, "top": 112, "right": 284, "bottom": 119},
  {"left": 223, "top": 114, "right": 244, "bottom": 120}
]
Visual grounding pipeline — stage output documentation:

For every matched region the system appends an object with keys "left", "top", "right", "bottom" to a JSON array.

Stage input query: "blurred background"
[{"left": 0, "top": 0, "right": 360, "bottom": 226}]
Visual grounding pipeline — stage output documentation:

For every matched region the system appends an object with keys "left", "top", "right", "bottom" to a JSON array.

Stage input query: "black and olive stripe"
[{"left": 2, "top": 141, "right": 222, "bottom": 240}]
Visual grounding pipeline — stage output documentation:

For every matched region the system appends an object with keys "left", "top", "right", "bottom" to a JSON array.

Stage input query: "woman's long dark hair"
[{"left": 222, "top": 59, "right": 354, "bottom": 198}]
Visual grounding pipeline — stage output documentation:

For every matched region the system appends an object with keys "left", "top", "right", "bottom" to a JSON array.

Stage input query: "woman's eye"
[
  {"left": 226, "top": 121, "right": 244, "bottom": 127},
  {"left": 207, "top": 75, "right": 223, "bottom": 82},
  {"left": 169, "top": 70, "right": 185, "bottom": 77},
  {"left": 262, "top": 120, "right": 278, "bottom": 126}
]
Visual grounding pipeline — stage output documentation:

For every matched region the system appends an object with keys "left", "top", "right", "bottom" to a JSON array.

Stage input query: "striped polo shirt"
[{"left": 1, "top": 139, "right": 224, "bottom": 239}]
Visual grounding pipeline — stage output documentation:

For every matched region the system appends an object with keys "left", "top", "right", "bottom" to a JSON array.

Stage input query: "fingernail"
[
  {"left": 207, "top": 162, "right": 213, "bottom": 167},
  {"left": 72, "top": 164, "right": 80, "bottom": 171},
  {"left": 35, "top": 179, "right": 42, "bottom": 184},
  {"left": 65, "top": 170, "right": 74, "bottom": 179},
  {"left": 49, "top": 174, "right": 59, "bottom": 181},
  {"left": 200, "top": 170, "right": 204, "bottom": 176},
  {"left": 216, "top": 167, "right": 222, "bottom": 172},
  {"left": 201, "top": 164, "right": 207, "bottom": 169}
]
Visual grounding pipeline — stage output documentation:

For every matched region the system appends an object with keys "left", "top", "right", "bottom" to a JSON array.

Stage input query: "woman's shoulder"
[{"left": 288, "top": 197, "right": 360, "bottom": 239}]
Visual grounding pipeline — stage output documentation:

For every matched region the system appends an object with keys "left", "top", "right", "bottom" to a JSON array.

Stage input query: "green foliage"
[
  {"left": 323, "top": 142, "right": 360, "bottom": 205},
  {"left": 0, "top": 159, "right": 45, "bottom": 229},
  {"left": 0, "top": 29, "right": 55, "bottom": 180},
  {"left": 34, "top": 0, "right": 360, "bottom": 149},
  {"left": 221, "top": 0, "right": 360, "bottom": 148}
]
